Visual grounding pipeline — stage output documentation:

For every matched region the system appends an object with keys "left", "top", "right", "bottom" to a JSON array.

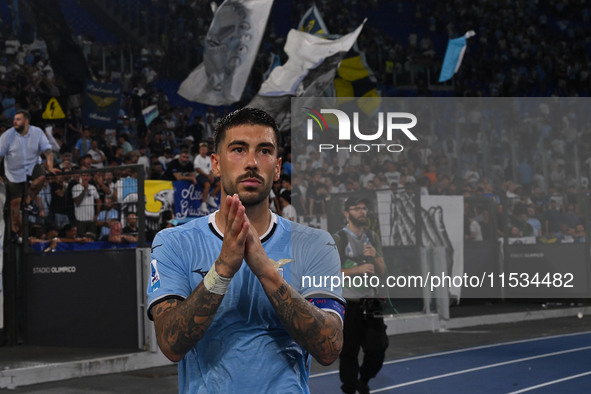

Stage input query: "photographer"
[{"left": 332, "top": 196, "right": 389, "bottom": 394}]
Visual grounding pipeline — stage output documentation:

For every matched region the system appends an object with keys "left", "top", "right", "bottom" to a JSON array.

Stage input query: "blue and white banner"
[
  {"left": 142, "top": 105, "right": 159, "bottom": 126},
  {"left": 178, "top": 0, "right": 273, "bottom": 106},
  {"left": 173, "top": 181, "right": 220, "bottom": 220},
  {"left": 438, "top": 31, "right": 476, "bottom": 83}
]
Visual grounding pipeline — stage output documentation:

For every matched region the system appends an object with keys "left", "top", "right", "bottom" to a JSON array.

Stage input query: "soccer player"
[{"left": 147, "top": 107, "right": 344, "bottom": 393}]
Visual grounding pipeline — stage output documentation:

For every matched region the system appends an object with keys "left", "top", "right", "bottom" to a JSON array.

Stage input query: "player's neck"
[
  {"left": 18, "top": 125, "right": 29, "bottom": 136},
  {"left": 245, "top": 203, "right": 272, "bottom": 235}
]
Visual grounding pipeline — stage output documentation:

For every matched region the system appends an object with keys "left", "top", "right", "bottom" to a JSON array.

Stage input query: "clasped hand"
[{"left": 216, "top": 194, "right": 273, "bottom": 279}]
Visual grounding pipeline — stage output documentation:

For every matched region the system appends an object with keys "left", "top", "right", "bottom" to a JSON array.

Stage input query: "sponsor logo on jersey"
[{"left": 150, "top": 259, "right": 161, "bottom": 292}]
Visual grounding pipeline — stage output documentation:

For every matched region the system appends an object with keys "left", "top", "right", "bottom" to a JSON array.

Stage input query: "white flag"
[
  {"left": 248, "top": 21, "right": 365, "bottom": 131},
  {"left": 258, "top": 21, "right": 365, "bottom": 97},
  {"left": 178, "top": 0, "right": 273, "bottom": 105}
]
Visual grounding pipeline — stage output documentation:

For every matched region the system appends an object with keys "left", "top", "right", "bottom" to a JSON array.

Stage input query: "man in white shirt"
[
  {"left": 194, "top": 142, "right": 220, "bottom": 213},
  {"left": 72, "top": 171, "right": 102, "bottom": 237},
  {"left": 88, "top": 140, "right": 107, "bottom": 168},
  {"left": 279, "top": 190, "right": 297, "bottom": 221}
]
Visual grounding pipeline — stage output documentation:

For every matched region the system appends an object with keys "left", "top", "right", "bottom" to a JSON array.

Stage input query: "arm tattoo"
[
  {"left": 269, "top": 278, "right": 343, "bottom": 365},
  {"left": 153, "top": 280, "right": 225, "bottom": 359}
]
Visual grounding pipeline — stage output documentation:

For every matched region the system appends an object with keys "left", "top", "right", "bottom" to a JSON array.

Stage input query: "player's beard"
[
  {"left": 15, "top": 124, "right": 25, "bottom": 133},
  {"left": 222, "top": 170, "right": 272, "bottom": 207},
  {"left": 349, "top": 215, "right": 368, "bottom": 228}
]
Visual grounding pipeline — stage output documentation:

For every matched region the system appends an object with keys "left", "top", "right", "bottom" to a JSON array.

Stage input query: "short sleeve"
[
  {"left": 147, "top": 230, "right": 193, "bottom": 318},
  {"left": 296, "top": 229, "right": 343, "bottom": 301}
]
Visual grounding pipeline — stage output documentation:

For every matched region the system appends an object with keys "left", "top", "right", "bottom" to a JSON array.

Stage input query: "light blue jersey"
[
  {"left": 147, "top": 212, "right": 344, "bottom": 394},
  {"left": 0, "top": 126, "right": 52, "bottom": 183}
]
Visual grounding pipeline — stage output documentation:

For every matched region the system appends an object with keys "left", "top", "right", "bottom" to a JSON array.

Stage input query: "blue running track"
[{"left": 310, "top": 332, "right": 591, "bottom": 393}]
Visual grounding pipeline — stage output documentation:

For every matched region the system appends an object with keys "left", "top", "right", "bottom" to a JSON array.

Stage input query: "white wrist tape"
[{"left": 204, "top": 265, "right": 232, "bottom": 295}]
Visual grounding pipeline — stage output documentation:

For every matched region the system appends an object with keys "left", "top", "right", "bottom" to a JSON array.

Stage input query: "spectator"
[
  {"left": 466, "top": 212, "right": 483, "bottom": 241},
  {"left": 193, "top": 142, "right": 220, "bottom": 213},
  {"left": 573, "top": 224, "right": 586, "bottom": 243},
  {"left": 58, "top": 223, "right": 92, "bottom": 243},
  {"left": 48, "top": 173, "right": 70, "bottom": 230},
  {"left": 93, "top": 170, "right": 117, "bottom": 202},
  {"left": 279, "top": 190, "right": 296, "bottom": 221},
  {"left": 526, "top": 207, "right": 543, "bottom": 237},
  {"left": 104, "top": 220, "right": 137, "bottom": 243},
  {"left": 78, "top": 153, "right": 93, "bottom": 170},
  {"left": 72, "top": 171, "right": 101, "bottom": 237},
  {"left": 358, "top": 164, "right": 375, "bottom": 188},
  {"left": 0, "top": 110, "right": 58, "bottom": 241},
  {"left": 122, "top": 212, "right": 139, "bottom": 242},
  {"left": 163, "top": 149, "right": 196, "bottom": 183},
  {"left": 544, "top": 200, "right": 564, "bottom": 236},
  {"left": 137, "top": 145, "right": 150, "bottom": 174},
  {"left": 383, "top": 161, "right": 401, "bottom": 186},
  {"left": 564, "top": 203, "right": 580, "bottom": 228},
  {"left": 96, "top": 196, "right": 120, "bottom": 241},
  {"left": 88, "top": 139, "right": 107, "bottom": 168},
  {"left": 73, "top": 126, "right": 92, "bottom": 162},
  {"left": 118, "top": 134, "right": 133, "bottom": 154}
]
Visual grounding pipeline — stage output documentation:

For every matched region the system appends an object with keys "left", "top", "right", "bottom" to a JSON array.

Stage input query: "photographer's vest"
[{"left": 334, "top": 227, "right": 378, "bottom": 299}]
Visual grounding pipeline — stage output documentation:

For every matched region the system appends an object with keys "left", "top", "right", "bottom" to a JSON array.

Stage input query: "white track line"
[
  {"left": 507, "top": 370, "right": 591, "bottom": 393},
  {"left": 370, "top": 345, "right": 591, "bottom": 392},
  {"left": 310, "top": 331, "right": 591, "bottom": 378}
]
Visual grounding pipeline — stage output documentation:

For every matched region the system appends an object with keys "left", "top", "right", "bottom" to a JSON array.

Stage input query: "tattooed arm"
[
  {"left": 266, "top": 275, "right": 343, "bottom": 365},
  {"left": 152, "top": 195, "right": 250, "bottom": 362},
  {"left": 244, "top": 227, "right": 343, "bottom": 365},
  {"left": 152, "top": 281, "right": 225, "bottom": 362}
]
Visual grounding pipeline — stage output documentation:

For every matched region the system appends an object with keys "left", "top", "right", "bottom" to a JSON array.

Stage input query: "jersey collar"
[{"left": 208, "top": 210, "right": 278, "bottom": 243}]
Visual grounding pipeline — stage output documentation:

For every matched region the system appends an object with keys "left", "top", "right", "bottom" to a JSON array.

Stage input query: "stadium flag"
[
  {"left": 438, "top": 30, "right": 476, "bottom": 82},
  {"left": 334, "top": 42, "right": 380, "bottom": 115},
  {"left": 41, "top": 97, "right": 66, "bottom": 120},
  {"left": 81, "top": 80, "right": 122, "bottom": 129},
  {"left": 178, "top": 0, "right": 273, "bottom": 106},
  {"left": 248, "top": 21, "right": 365, "bottom": 131},
  {"left": 258, "top": 21, "right": 365, "bottom": 97},
  {"left": 262, "top": 52, "right": 281, "bottom": 82},
  {"left": 142, "top": 105, "right": 159, "bottom": 126},
  {"left": 297, "top": 4, "right": 329, "bottom": 36}
]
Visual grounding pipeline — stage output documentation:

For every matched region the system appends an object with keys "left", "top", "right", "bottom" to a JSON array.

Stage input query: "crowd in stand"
[{"left": 0, "top": 1, "right": 590, "bottom": 249}]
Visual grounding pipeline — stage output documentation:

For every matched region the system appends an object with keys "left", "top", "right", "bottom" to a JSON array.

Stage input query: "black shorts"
[
  {"left": 197, "top": 174, "right": 218, "bottom": 187},
  {"left": 6, "top": 164, "right": 46, "bottom": 201}
]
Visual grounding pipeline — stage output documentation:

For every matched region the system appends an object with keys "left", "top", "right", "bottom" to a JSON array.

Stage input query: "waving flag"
[
  {"left": 248, "top": 21, "right": 365, "bottom": 131},
  {"left": 438, "top": 31, "right": 476, "bottom": 83},
  {"left": 258, "top": 21, "right": 365, "bottom": 97},
  {"left": 297, "top": 4, "right": 329, "bottom": 36},
  {"left": 142, "top": 105, "right": 159, "bottom": 126},
  {"left": 334, "top": 42, "right": 380, "bottom": 115},
  {"left": 178, "top": 0, "right": 273, "bottom": 106}
]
